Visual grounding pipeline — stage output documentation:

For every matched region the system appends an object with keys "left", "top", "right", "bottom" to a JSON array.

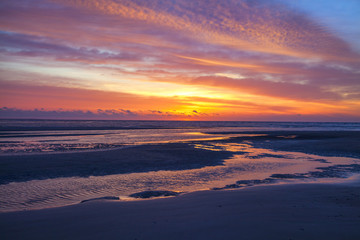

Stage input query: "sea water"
[{"left": 0, "top": 120, "right": 359, "bottom": 212}]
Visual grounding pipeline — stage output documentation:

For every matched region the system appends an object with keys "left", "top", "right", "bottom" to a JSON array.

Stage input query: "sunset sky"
[{"left": 1, "top": 0, "right": 360, "bottom": 121}]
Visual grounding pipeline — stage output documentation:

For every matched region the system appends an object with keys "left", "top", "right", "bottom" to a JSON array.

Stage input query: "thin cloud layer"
[{"left": 0, "top": 0, "right": 359, "bottom": 120}]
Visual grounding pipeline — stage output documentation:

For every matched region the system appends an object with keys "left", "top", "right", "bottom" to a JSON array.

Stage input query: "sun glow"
[{"left": 0, "top": 0, "right": 359, "bottom": 121}]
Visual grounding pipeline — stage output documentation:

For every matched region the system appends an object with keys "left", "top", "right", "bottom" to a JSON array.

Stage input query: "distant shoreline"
[{"left": 1, "top": 119, "right": 359, "bottom": 131}]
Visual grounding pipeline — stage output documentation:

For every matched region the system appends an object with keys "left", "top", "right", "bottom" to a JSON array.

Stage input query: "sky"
[{"left": 0, "top": 0, "right": 359, "bottom": 121}]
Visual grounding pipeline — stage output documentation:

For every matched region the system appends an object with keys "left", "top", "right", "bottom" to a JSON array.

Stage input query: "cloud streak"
[
  {"left": 57, "top": 0, "right": 359, "bottom": 60},
  {"left": 0, "top": 0, "right": 359, "bottom": 120}
]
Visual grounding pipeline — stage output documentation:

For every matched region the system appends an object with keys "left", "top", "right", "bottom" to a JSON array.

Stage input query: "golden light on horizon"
[{"left": 0, "top": 0, "right": 359, "bottom": 121}]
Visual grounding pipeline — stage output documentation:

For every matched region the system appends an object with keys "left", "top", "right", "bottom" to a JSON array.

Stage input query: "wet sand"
[
  {"left": 0, "top": 143, "right": 233, "bottom": 184},
  {"left": 1, "top": 130, "right": 360, "bottom": 239},
  {"left": 1, "top": 181, "right": 360, "bottom": 240},
  {"left": 212, "top": 130, "right": 360, "bottom": 158},
  {"left": 2, "top": 130, "right": 360, "bottom": 184}
]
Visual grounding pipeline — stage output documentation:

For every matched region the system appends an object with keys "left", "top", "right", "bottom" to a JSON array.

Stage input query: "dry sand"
[{"left": 1, "top": 181, "right": 360, "bottom": 240}]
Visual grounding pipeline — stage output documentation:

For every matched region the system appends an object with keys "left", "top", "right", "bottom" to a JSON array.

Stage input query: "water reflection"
[{"left": 0, "top": 141, "right": 359, "bottom": 212}]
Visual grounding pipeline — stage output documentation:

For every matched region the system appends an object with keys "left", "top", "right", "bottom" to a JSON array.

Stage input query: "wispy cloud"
[
  {"left": 0, "top": 0, "right": 359, "bottom": 120},
  {"left": 56, "top": 0, "right": 359, "bottom": 60}
]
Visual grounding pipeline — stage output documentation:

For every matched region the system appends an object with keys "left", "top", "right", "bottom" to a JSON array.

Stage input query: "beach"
[
  {"left": 1, "top": 121, "right": 360, "bottom": 239},
  {"left": 1, "top": 181, "right": 360, "bottom": 240}
]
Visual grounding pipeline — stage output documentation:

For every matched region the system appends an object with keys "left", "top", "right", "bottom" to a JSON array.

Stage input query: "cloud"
[
  {"left": 0, "top": 80, "right": 185, "bottom": 111},
  {"left": 0, "top": 0, "right": 359, "bottom": 121},
  {"left": 1, "top": 106, "right": 359, "bottom": 122},
  {"left": 0, "top": 107, "right": 137, "bottom": 120},
  {"left": 190, "top": 76, "right": 341, "bottom": 101},
  {"left": 0, "top": 31, "right": 143, "bottom": 64},
  {"left": 55, "top": 0, "right": 359, "bottom": 60},
  {"left": 2, "top": 0, "right": 359, "bottom": 61}
]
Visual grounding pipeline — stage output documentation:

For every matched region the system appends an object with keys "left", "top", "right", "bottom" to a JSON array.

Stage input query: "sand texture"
[
  {"left": 1, "top": 182, "right": 360, "bottom": 240},
  {"left": 1, "top": 130, "right": 360, "bottom": 239}
]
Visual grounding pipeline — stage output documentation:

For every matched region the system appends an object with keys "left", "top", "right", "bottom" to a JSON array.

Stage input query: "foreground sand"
[{"left": 1, "top": 181, "right": 360, "bottom": 240}]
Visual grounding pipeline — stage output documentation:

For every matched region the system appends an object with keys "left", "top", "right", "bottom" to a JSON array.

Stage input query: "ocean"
[{"left": 0, "top": 120, "right": 359, "bottom": 212}]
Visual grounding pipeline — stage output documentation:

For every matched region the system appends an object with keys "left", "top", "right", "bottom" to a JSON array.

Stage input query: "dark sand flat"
[
  {"left": 211, "top": 130, "right": 360, "bottom": 158},
  {"left": 1, "top": 131, "right": 359, "bottom": 184},
  {"left": 0, "top": 143, "right": 233, "bottom": 184},
  {"left": 1, "top": 182, "right": 360, "bottom": 240}
]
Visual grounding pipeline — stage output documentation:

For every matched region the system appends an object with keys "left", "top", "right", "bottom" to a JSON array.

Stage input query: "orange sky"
[{"left": 1, "top": 0, "right": 360, "bottom": 121}]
